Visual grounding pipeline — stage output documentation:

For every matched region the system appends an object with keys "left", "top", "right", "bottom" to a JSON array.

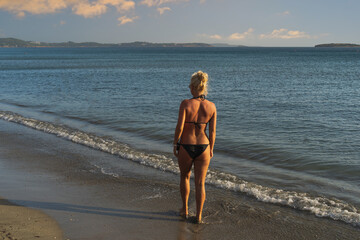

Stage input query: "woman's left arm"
[
  {"left": 209, "top": 104, "right": 217, "bottom": 158},
  {"left": 173, "top": 101, "right": 186, "bottom": 157}
]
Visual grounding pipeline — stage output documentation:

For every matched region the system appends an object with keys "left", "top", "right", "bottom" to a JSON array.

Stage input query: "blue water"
[{"left": 1, "top": 47, "right": 360, "bottom": 225}]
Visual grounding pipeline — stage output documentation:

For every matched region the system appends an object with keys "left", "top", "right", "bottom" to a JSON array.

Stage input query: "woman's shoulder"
[
  {"left": 179, "top": 99, "right": 192, "bottom": 108},
  {"left": 180, "top": 99, "right": 191, "bottom": 105},
  {"left": 180, "top": 98, "right": 216, "bottom": 108},
  {"left": 204, "top": 99, "right": 216, "bottom": 107}
]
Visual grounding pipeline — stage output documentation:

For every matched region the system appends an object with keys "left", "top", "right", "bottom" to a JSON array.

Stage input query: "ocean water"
[{"left": 0, "top": 47, "right": 359, "bottom": 226}]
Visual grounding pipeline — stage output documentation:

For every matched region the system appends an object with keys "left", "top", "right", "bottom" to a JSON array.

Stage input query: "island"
[
  {"left": 211, "top": 43, "right": 247, "bottom": 48},
  {"left": 315, "top": 43, "right": 360, "bottom": 47},
  {"left": 0, "top": 38, "right": 218, "bottom": 48}
]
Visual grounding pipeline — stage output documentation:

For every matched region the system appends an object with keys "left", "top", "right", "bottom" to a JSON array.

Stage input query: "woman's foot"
[
  {"left": 196, "top": 213, "right": 202, "bottom": 224},
  {"left": 195, "top": 218, "right": 202, "bottom": 224},
  {"left": 179, "top": 208, "right": 188, "bottom": 219},
  {"left": 187, "top": 216, "right": 203, "bottom": 224}
]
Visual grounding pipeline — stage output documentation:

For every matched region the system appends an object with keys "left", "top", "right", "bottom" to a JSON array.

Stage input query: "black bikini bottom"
[{"left": 179, "top": 144, "right": 209, "bottom": 160}]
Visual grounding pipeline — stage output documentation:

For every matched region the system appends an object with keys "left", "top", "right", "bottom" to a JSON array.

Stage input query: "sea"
[{"left": 0, "top": 47, "right": 359, "bottom": 227}]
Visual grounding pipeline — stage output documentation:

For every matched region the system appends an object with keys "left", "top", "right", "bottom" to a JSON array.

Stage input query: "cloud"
[
  {"left": 199, "top": 29, "right": 254, "bottom": 42},
  {"left": 210, "top": 34, "right": 222, "bottom": 40},
  {"left": 72, "top": 2, "right": 108, "bottom": 18},
  {"left": 0, "top": 0, "right": 135, "bottom": 18},
  {"left": 72, "top": 0, "right": 135, "bottom": 18},
  {"left": 139, "top": 0, "right": 189, "bottom": 7},
  {"left": 16, "top": 11, "right": 26, "bottom": 18},
  {"left": 53, "top": 19, "right": 66, "bottom": 27},
  {"left": 118, "top": 15, "right": 138, "bottom": 25},
  {"left": 100, "top": 0, "right": 135, "bottom": 12},
  {"left": 0, "top": 0, "right": 70, "bottom": 16},
  {"left": 198, "top": 33, "right": 222, "bottom": 41},
  {"left": 260, "top": 28, "right": 311, "bottom": 39},
  {"left": 278, "top": 10, "right": 290, "bottom": 16},
  {"left": 228, "top": 28, "right": 254, "bottom": 40},
  {"left": 157, "top": 7, "right": 171, "bottom": 14},
  {"left": 201, "top": 28, "right": 323, "bottom": 43}
]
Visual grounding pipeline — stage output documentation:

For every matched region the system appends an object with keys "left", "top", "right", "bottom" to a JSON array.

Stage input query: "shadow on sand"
[{"left": 3, "top": 199, "right": 181, "bottom": 222}]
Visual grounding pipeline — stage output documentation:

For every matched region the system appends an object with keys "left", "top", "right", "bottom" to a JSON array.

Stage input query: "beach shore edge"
[{"left": 1, "top": 119, "right": 359, "bottom": 240}]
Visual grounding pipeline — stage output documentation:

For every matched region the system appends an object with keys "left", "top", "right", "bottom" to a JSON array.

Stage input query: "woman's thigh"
[
  {"left": 193, "top": 147, "right": 211, "bottom": 184},
  {"left": 178, "top": 146, "right": 193, "bottom": 176}
]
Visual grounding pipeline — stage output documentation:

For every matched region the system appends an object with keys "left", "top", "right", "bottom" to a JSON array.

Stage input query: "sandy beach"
[
  {"left": 0, "top": 198, "right": 62, "bottom": 240},
  {"left": 1, "top": 119, "right": 359, "bottom": 240}
]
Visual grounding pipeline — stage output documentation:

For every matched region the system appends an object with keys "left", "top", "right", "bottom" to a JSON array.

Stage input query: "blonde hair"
[{"left": 189, "top": 70, "right": 209, "bottom": 95}]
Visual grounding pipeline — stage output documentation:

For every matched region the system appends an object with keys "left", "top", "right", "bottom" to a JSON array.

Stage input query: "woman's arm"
[
  {"left": 209, "top": 105, "right": 217, "bottom": 158},
  {"left": 173, "top": 101, "right": 186, "bottom": 157}
]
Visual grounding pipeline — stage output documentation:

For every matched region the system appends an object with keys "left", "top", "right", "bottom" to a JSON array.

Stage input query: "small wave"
[
  {"left": 1, "top": 110, "right": 359, "bottom": 227},
  {"left": 206, "top": 170, "right": 360, "bottom": 227},
  {"left": 0, "top": 111, "right": 179, "bottom": 173}
]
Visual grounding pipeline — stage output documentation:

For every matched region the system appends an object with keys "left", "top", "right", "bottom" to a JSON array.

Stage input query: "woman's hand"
[
  {"left": 210, "top": 149, "right": 214, "bottom": 158},
  {"left": 173, "top": 145, "right": 179, "bottom": 157}
]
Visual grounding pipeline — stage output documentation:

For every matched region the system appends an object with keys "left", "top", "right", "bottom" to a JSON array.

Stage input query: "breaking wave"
[{"left": 1, "top": 110, "right": 359, "bottom": 227}]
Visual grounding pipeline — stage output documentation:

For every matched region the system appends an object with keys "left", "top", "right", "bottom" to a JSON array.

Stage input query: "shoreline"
[
  {"left": 1, "top": 108, "right": 359, "bottom": 226},
  {"left": 1, "top": 119, "right": 359, "bottom": 239}
]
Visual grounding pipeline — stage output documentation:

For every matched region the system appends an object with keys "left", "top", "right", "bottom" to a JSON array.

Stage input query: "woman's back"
[{"left": 180, "top": 98, "right": 216, "bottom": 144}]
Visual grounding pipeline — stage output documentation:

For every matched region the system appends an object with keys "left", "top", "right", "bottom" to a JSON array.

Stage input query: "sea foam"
[{"left": 1, "top": 110, "right": 359, "bottom": 227}]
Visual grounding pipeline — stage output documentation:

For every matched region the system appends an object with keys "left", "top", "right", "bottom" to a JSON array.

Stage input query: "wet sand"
[{"left": 0, "top": 120, "right": 359, "bottom": 240}]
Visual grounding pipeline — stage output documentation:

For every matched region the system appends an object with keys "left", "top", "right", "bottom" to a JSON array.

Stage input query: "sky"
[{"left": 0, "top": 0, "right": 359, "bottom": 47}]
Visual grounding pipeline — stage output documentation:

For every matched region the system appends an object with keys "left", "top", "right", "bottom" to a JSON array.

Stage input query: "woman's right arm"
[
  {"left": 173, "top": 101, "right": 186, "bottom": 157},
  {"left": 209, "top": 104, "right": 217, "bottom": 158}
]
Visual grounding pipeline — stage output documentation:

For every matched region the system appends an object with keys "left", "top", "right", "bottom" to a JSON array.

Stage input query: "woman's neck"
[
  {"left": 192, "top": 94, "right": 205, "bottom": 100},
  {"left": 192, "top": 92, "right": 204, "bottom": 98}
]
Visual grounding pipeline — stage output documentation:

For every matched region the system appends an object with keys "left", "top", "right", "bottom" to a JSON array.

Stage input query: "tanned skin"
[{"left": 173, "top": 86, "right": 217, "bottom": 223}]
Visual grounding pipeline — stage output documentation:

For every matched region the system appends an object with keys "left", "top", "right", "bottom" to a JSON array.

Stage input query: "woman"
[{"left": 173, "top": 71, "right": 217, "bottom": 223}]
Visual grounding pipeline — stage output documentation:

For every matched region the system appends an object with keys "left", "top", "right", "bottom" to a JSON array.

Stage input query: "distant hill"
[
  {"left": 210, "top": 43, "right": 247, "bottom": 47},
  {"left": 0, "top": 38, "right": 213, "bottom": 48},
  {"left": 0, "top": 38, "right": 36, "bottom": 47},
  {"left": 315, "top": 43, "right": 360, "bottom": 47},
  {"left": 0, "top": 38, "right": 120, "bottom": 47},
  {"left": 118, "top": 41, "right": 212, "bottom": 47}
]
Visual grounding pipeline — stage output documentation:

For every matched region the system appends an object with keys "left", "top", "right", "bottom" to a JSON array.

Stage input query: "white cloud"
[
  {"left": 72, "top": 0, "right": 135, "bottom": 18},
  {"left": 198, "top": 33, "right": 223, "bottom": 41},
  {"left": 0, "top": 0, "right": 135, "bottom": 18},
  {"left": 228, "top": 28, "right": 254, "bottom": 40},
  {"left": 100, "top": 0, "right": 135, "bottom": 12},
  {"left": 16, "top": 11, "right": 26, "bottom": 18},
  {"left": 199, "top": 29, "right": 254, "bottom": 42},
  {"left": 72, "top": 2, "right": 108, "bottom": 18},
  {"left": 140, "top": 0, "right": 189, "bottom": 7},
  {"left": 53, "top": 19, "right": 66, "bottom": 27},
  {"left": 260, "top": 28, "right": 311, "bottom": 39},
  {"left": 278, "top": 10, "right": 290, "bottom": 16},
  {"left": 0, "top": 0, "right": 69, "bottom": 16},
  {"left": 118, "top": 15, "right": 138, "bottom": 25},
  {"left": 157, "top": 7, "right": 171, "bottom": 15},
  {"left": 210, "top": 34, "right": 222, "bottom": 40}
]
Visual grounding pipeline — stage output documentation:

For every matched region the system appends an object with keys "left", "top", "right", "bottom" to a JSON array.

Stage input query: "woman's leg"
[
  {"left": 178, "top": 146, "right": 193, "bottom": 217},
  {"left": 193, "top": 147, "right": 211, "bottom": 222}
]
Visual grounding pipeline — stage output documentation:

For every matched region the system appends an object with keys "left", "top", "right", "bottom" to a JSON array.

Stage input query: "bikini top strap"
[
  {"left": 184, "top": 121, "right": 203, "bottom": 129},
  {"left": 185, "top": 96, "right": 211, "bottom": 127},
  {"left": 191, "top": 95, "right": 206, "bottom": 101},
  {"left": 185, "top": 114, "right": 213, "bottom": 127}
]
